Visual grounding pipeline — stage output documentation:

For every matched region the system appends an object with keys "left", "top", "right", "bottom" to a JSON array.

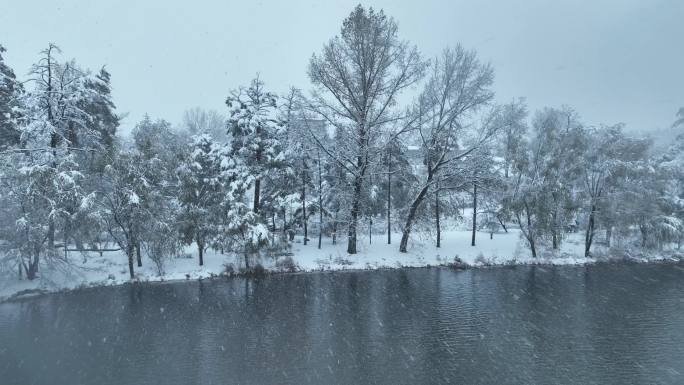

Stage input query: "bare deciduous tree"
[
  {"left": 182, "top": 107, "right": 226, "bottom": 140},
  {"left": 307, "top": 5, "right": 426, "bottom": 254},
  {"left": 398, "top": 45, "right": 495, "bottom": 253}
]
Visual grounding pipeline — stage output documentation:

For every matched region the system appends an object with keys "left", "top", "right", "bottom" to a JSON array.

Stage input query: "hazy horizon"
[{"left": 2, "top": 0, "right": 682, "bottom": 134}]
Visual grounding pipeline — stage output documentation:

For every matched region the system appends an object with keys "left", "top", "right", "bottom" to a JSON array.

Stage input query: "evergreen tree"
[
  {"left": 80, "top": 67, "right": 119, "bottom": 156},
  {"left": 215, "top": 145, "right": 269, "bottom": 270},
  {"left": 5, "top": 45, "right": 99, "bottom": 270},
  {"left": 177, "top": 134, "right": 223, "bottom": 265},
  {"left": 0, "top": 44, "right": 22, "bottom": 150},
  {"left": 226, "top": 77, "right": 284, "bottom": 215}
]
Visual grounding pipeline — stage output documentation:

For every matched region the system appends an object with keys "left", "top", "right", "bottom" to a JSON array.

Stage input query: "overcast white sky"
[{"left": 2, "top": 0, "right": 682, "bottom": 134}]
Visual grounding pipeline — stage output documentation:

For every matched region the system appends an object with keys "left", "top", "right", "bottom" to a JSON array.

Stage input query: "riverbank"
[{"left": 1, "top": 229, "right": 682, "bottom": 302}]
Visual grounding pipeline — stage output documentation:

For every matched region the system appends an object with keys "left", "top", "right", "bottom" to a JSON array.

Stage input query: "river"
[{"left": 1, "top": 264, "right": 684, "bottom": 384}]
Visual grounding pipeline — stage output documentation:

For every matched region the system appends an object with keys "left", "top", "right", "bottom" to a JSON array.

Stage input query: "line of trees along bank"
[{"left": 1, "top": 6, "right": 684, "bottom": 281}]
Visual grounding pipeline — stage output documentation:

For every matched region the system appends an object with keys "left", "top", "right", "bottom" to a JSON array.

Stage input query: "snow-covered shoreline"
[{"left": 2, "top": 229, "right": 682, "bottom": 303}]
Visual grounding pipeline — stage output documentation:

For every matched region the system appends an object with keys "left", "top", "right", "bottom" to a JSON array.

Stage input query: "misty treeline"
[{"left": 1, "top": 5, "right": 683, "bottom": 281}]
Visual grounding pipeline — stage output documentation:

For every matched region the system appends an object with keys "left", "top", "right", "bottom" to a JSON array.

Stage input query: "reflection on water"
[{"left": 1, "top": 264, "right": 684, "bottom": 384}]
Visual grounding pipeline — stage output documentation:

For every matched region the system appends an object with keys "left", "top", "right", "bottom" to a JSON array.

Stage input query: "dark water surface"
[{"left": 2, "top": 264, "right": 684, "bottom": 385}]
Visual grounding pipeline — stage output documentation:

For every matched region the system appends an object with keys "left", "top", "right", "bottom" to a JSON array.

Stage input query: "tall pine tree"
[
  {"left": 0, "top": 44, "right": 22, "bottom": 150},
  {"left": 226, "top": 77, "right": 284, "bottom": 215}
]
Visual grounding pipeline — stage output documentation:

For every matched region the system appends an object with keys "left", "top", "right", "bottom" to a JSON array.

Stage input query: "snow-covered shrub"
[
  {"left": 474, "top": 253, "right": 489, "bottom": 266},
  {"left": 449, "top": 256, "right": 467, "bottom": 270},
  {"left": 240, "top": 263, "right": 266, "bottom": 277},
  {"left": 223, "top": 263, "right": 235, "bottom": 275},
  {"left": 275, "top": 256, "right": 298, "bottom": 273},
  {"left": 503, "top": 258, "right": 519, "bottom": 266}
]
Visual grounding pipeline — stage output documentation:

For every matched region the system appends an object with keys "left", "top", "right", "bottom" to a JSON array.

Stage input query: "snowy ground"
[{"left": 1, "top": 228, "right": 681, "bottom": 302}]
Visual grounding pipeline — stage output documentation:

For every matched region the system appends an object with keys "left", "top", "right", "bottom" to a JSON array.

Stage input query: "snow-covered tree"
[
  {"left": 0, "top": 45, "right": 108, "bottom": 274},
  {"left": 580, "top": 125, "right": 651, "bottom": 256},
  {"left": 182, "top": 107, "right": 227, "bottom": 141},
  {"left": 615, "top": 159, "right": 678, "bottom": 249},
  {"left": 673, "top": 107, "right": 684, "bottom": 129},
  {"left": 278, "top": 91, "right": 325, "bottom": 246},
  {"left": 381, "top": 138, "right": 416, "bottom": 245},
  {"left": 226, "top": 77, "right": 284, "bottom": 216},
  {"left": 398, "top": 45, "right": 495, "bottom": 253},
  {"left": 98, "top": 150, "right": 149, "bottom": 279},
  {"left": 215, "top": 146, "right": 269, "bottom": 270},
  {"left": 80, "top": 67, "right": 119, "bottom": 157},
  {"left": 642, "top": 133, "right": 684, "bottom": 249},
  {"left": 462, "top": 141, "right": 501, "bottom": 247},
  {"left": 0, "top": 44, "right": 23, "bottom": 150},
  {"left": 486, "top": 100, "right": 529, "bottom": 235},
  {"left": 496, "top": 99, "right": 528, "bottom": 179},
  {"left": 177, "top": 134, "right": 224, "bottom": 265},
  {"left": 525, "top": 107, "right": 585, "bottom": 251},
  {"left": 23, "top": 45, "right": 103, "bottom": 252},
  {"left": 0, "top": 151, "right": 89, "bottom": 279},
  {"left": 133, "top": 114, "right": 186, "bottom": 168},
  {"left": 131, "top": 116, "right": 184, "bottom": 267},
  {"left": 308, "top": 5, "right": 426, "bottom": 254}
]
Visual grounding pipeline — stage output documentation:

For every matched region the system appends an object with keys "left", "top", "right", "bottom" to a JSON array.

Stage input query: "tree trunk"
[
  {"left": 318, "top": 211, "right": 323, "bottom": 250},
  {"left": 25, "top": 248, "right": 40, "bottom": 280},
  {"left": 332, "top": 211, "right": 338, "bottom": 245},
  {"left": 253, "top": 177, "right": 261, "bottom": 213},
  {"left": 435, "top": 189, "right": 441, "bottom": 248},
  {"left": 253, "top": 119, "right": 262, "bottom": 213},
  {"left": 27, "top": 258, "right": 39, "bottom": 280},
  {"left": 347, "top": 175, "right": 363, "bottom": 254},
  {"left": 63, "top": 225, "right": 69, "bottom": 261},
  {"left": 584, "top": 204, "right": 596, "bottom": 258},
  {"left": 369, "top": 218, "right": 372, "bottom": 244},
  {"left": 606, "top": 226, "right": 612, "bottom": 247},
  {"left": 399, "top": 183, "right": 431, "bottom": 253},
  {"left": 197, "top": 238, "right": 204, "bottom": 266},
  {"left": 551, "top": 198, "right": 560, "bottom": 250},
  {"left": 529, "top": 237, "right": 537, "bottom": 259},
  {"left": 517, "top": 203, "right": 537, "bottom": 259},
  {"left": 244, "top": 252, "right": 250, "bottom": 270},
  {"left": 527, "top": 205, "right": 537, "bottom": 258},
  {"left": 47, "top": 219, "right": 55, "bottom": 252},
  {"left": 282, "top": 208, "right": 287, "bottom": 239},
  {"left": 640, "top": 225, "right": 647, "bottom": 248},
  {"left": 45, "top": 47, "right": 57, "bottom": 257},
  {"left": 471, "top": 182, "right": 477, "bottom": 247},
  {"left": 302, "top": 180, "right": 308, "bottom": 246},
  {"left": 317, "top": 151, "right": 324, "bottom": 250},
  {"left": 127, "top": 244, "right": 135, "bottom": 279},
  {"left": 136, "top": 242, "right": 142, "bottom": 267},
  {"left": 498, "top": 216, "right": 508, "bottom": 233},
  {"left": 387, "top": 147, "right": 392, "bottom": 245}
]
